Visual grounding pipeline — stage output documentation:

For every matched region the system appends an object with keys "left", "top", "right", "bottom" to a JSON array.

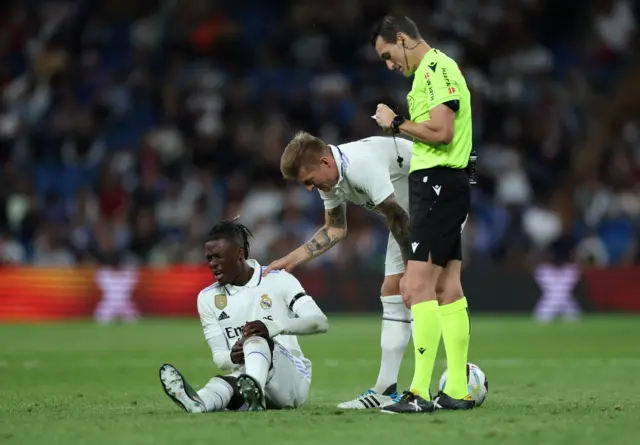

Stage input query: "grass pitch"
[{"left": 0, "top": 315, "right": 638, "bottom": 445}]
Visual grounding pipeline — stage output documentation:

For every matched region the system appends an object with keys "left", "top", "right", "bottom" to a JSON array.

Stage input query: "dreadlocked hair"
[{"left": 206, "top": 217, "right": 254, "bottom": 259}]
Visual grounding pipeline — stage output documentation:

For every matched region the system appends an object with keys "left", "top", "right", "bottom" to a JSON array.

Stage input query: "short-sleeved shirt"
[
  {"left": 197, "top": 259, "right": 313, "bottom": 369},
  {"left": 318, "top": 136, "right": 412, "bottom": 214},
  {"left": 407, "top": 48, "right": 473, "bottom": 172}
]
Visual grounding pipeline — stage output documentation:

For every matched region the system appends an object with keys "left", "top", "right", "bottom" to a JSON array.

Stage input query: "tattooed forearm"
[
  {"left": 303, "top": 227, "right": 343, "bottom": 258},
  {"left": 302, "top": 203, "right": 348, "bottom": 259},
  {"left": 377, "top": 195, "right": 411, "bottom": 264}
]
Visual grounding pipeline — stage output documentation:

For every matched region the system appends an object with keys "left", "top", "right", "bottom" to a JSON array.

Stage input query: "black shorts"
[{"left": 409, "top": 167, "right": 470, "bottom": 267}]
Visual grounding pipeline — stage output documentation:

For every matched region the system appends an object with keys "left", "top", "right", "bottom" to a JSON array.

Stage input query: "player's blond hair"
[{"left": 280, "top": 131, "right": 329, "bottom": 180}]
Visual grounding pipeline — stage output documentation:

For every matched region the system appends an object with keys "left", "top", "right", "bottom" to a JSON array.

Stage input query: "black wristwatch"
[{"left": 391, "top": 115, "right": 406, "bottom": 134}]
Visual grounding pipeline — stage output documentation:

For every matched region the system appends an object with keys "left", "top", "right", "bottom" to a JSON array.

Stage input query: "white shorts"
[
  {"left": 385, "top": 233, "right": 405, "bottom": 276},
  {"left": 230, "top": 343, "right": 311, "bottom": 409}
]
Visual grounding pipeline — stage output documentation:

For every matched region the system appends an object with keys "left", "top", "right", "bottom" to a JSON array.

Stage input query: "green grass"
[{"left": 1, "top": 315, "right": 639, "bottom": 445}]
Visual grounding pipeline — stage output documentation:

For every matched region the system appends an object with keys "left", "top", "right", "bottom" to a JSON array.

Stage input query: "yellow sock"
[
  {"left": 440, "top": 297, "right": 471, "bottom": 399},
  {"left": 409, "top": 300, "right": 441, "bottom": 400}
]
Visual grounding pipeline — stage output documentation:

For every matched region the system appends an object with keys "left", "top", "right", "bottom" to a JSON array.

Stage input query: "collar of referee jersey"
[
  {"left": 329, "top": 144, "right": 349, "bottom": 184},
  {"left": 222, "top": 259, "right": 263, "bottom": 295}
]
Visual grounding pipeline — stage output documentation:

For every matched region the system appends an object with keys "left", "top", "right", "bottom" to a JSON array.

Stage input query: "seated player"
[
  {"left": 159, "top": 220, "right": 329, "bottom": 412},
  {"left": 265, "top": 132, "right": 413, "bottom": 409}
]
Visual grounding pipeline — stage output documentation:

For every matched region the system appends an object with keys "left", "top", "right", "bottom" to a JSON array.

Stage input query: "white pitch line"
[{"left": 22, "top": 360, "right": 40, "bottom": 369}]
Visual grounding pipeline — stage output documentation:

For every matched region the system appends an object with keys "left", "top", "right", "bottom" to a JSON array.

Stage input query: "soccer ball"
[{"left": 438, "top": 362, "right": 488, "bottom": 406}]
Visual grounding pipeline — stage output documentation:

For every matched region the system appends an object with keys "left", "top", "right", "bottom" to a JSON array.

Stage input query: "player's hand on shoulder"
[{"left": 263, "top": 254, "right": 297, "bottom": 277}]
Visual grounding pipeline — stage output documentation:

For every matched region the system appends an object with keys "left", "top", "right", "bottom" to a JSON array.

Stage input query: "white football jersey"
[
  {"left": 319, "top": 136, "right": 412, "bottom": 213},
  {"left": 197, "top": 259, "right": 313, "bottom": 370}
]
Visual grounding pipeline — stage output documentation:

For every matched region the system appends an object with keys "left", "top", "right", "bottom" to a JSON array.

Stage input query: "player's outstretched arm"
[
  {"left": 303, "top": 203, "right": 347, "bottom": 258},
  {"left": 376, "top": 194, "right": 411, "bottom": 265},
  {"left": 263, "top": 298, "right": 329, "bottom": 337},
  {"left": 259, "top": 272, "right": 329, "bottom": 336},
  {"left": 263, "top": 203, "right": 347, "bottom": 275}
]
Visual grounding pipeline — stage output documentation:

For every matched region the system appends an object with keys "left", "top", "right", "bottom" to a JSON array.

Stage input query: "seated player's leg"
[
  {"left": 159, "top": 364, "right": 207, "bottom": 413},
  {"left": 199, "top": 374, "right": 247, "bottom": 412},
  {"left": 338, "top": 236, "right": 410, "bottom": 409},
  {"left": 263, "top": 342, "right": 311, "bottom": 409},
  {"left": 434, "top": 258, "right": 474, "bottom": 410},
  {"left": 159, "top": 364, "right": 245, "bottom": 413},
  {"left": 237, "top": 336, "right": 274, "bottom": 411}
]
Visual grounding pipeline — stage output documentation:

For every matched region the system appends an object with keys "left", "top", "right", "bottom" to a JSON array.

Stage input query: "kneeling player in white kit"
[
  {"left": 265, "top": 132, "right": 413, "bottom": 409},
  {"left": 159, "top": 220, "right": 329, "bottom": 412}
]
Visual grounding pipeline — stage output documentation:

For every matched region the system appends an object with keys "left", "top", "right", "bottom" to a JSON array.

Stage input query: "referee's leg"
[
  {"left": 434, "top": 256, "right": 474, "bottom": 409},
  {"left": 406, "top": 168, "right": 473, "bottom": 408}
]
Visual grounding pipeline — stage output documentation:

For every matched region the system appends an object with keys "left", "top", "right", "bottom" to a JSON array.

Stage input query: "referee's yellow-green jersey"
[{"left": 407, "top": 49, "right": 472, "bottom": 173}]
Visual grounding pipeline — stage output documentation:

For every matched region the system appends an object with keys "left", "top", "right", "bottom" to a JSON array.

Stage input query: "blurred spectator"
[
  {"left": 0, "top": 228, "right": 26, "bottom": 265},
  {"left": 0, "top": 0, "right": 637, "bottom": 270},
  {"left": 31, "top": 224, "right": 74, "bottom": 267},
  {"left": 129, "top": 207, "right": 159, "bottom": 263}
]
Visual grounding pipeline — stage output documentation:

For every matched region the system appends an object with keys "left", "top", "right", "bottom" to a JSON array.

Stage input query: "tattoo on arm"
[
  {"left": 302, "top": 203, "right": 347, "bottom": 259},
  {"left": 326, "top": 203, "right": 347, "bottom": 229},
  {"left": 376, "top": 194, "right": 411, "bottom": 264}
]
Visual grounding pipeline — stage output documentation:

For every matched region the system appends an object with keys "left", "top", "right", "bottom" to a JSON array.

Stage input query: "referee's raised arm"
[{"left": 370, "top": 15, "right": 478, "bottom": 414}]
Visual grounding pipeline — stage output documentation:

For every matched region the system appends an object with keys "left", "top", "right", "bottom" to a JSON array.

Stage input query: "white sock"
[
  {"left": 374, "top": 295, "right": 412, "bottom": 394},
  {"left": 243, "top": 336, "right": 272, "bottom": 389},
  {"left": 197, "top": 377, "right": 234, "bottom": 412}
]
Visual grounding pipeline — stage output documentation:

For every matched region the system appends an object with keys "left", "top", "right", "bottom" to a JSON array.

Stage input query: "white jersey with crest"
[
  {"left": 197, "top": 259, "right": 313, "bottom": 371},
  {"left": 319, "top": 136, "right": 412, "bottom": 213}
]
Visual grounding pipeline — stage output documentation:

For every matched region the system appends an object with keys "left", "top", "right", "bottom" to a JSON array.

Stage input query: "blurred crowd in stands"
[{"left": 0, "top": 0, "right": 638, "bottom": 271}]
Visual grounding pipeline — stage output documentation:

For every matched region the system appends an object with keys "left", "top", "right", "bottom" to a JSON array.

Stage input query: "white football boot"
[
  {"left": 337, "top": 385, "right": 399, "bottom": 409},
  {"left": 159, "top": 364, "right": 206, "bottom": 413}
]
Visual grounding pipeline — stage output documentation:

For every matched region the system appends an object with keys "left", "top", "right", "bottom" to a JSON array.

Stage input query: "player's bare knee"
[{"left": 381, "top": 274, "right": 402, "bottom": 296}]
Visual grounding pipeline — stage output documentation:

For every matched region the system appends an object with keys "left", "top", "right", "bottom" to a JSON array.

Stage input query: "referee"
[{"left": 371, "top": 15, "right": 476, "bottom": 414}]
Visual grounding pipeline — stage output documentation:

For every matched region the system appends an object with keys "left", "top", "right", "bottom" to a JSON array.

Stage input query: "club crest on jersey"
[
  {"left": 214, "top": 293, "right": 227, "bottom": 310},
  {"left": 260, "top": 294, "right": 272, "bottom": 309}
]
